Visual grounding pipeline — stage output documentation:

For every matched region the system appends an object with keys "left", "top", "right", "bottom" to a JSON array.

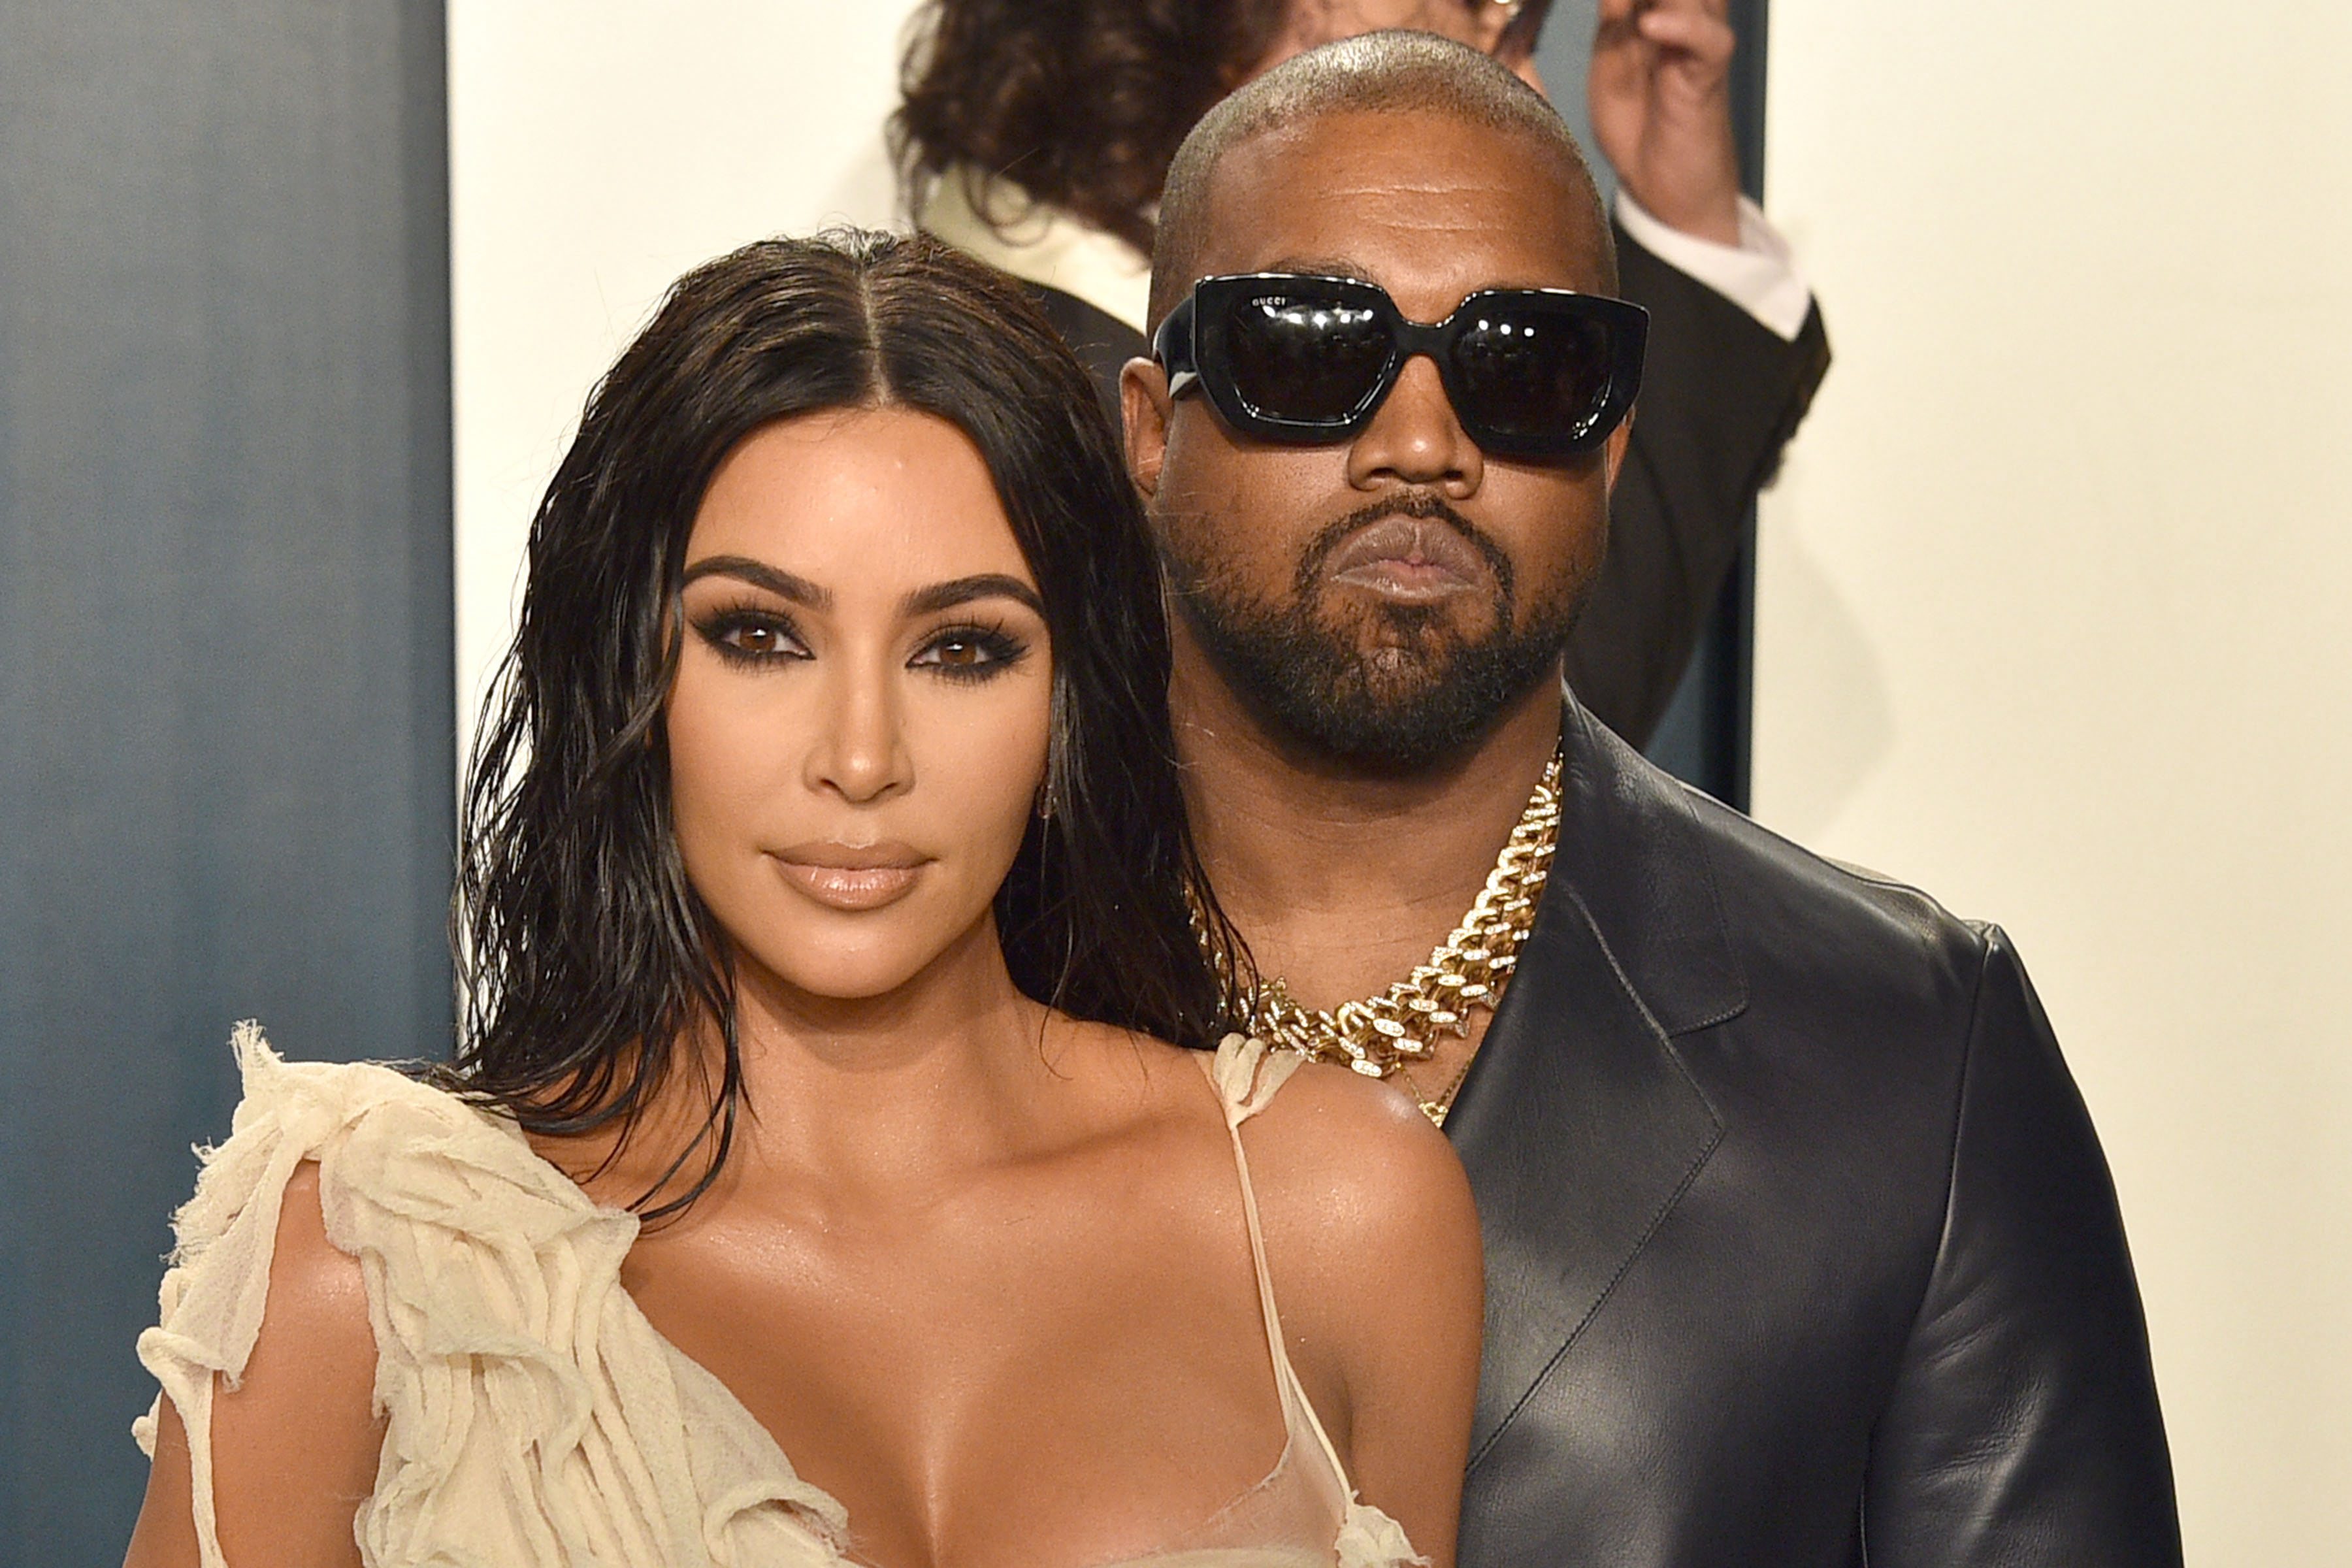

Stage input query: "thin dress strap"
[{"left": 1201, "top": 1035, "right": 1358, "bottom": 1492}]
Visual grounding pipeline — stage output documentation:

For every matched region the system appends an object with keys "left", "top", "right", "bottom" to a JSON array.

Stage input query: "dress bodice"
[{"left": 134, "top": 1026, "right": 1422, "bottom": 1568}]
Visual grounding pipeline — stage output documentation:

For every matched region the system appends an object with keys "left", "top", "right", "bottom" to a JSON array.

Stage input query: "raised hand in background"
[{"left": 1589, "top": 0, "right": 1743, "bottom": 242}]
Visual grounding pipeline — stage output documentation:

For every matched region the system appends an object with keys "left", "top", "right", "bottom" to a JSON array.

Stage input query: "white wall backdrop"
[
  {"left": 1754, "top": 1, "right": 2352, "bottom": 1559},
  {"left": 449, "top": 0, "right": 925, "bottom": 741}
]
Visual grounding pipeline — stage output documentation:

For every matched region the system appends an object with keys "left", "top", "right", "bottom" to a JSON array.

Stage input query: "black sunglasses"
[{"left": 1152, "top": 273, "right": 1647, "bottom": 459}]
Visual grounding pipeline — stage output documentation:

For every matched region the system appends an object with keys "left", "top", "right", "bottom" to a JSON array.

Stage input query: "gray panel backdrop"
[{"left": 0, "top": 2, "right": 452, "bottom": 1560}]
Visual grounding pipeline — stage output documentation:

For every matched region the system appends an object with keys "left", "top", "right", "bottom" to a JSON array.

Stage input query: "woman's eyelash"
[
  {"left": 685, "top": 605, "right": 1030, "bottom": 679},
  {"left": 689, "top": 605, "right": 808, "bottom": 665},
  {"left": 912, "top": 623, "right": 1029, "bottom": 681}
]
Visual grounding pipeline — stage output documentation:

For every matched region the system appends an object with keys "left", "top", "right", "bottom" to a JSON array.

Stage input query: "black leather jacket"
[{"left": 1448, "top": 706, "right": 2181, "bottom": 1567}]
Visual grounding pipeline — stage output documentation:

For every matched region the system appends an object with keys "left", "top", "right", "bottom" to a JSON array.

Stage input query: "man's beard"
[{"left": 1166, "top": 495, "right": 1586, "bottom": 773}]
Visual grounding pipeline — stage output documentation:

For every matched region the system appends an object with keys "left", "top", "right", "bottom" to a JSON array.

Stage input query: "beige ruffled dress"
[{"left": 135, "top": 1026, "right": 1424, "bottom": 1568}]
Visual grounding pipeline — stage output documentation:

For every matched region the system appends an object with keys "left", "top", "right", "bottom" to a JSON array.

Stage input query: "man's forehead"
[{"left": 1194, "top": 109, "right": 1601, "bottom": 305}]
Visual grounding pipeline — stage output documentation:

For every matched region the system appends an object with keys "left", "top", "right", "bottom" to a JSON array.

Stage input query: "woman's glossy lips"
[{"left": 770, "top": 841, "right": 930, "bottom": 911}]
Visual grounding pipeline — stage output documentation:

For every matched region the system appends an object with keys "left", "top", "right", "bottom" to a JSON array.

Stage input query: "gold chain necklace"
[{"left": 1196, "top": 753, "right": 1562, "bottom": 1122}]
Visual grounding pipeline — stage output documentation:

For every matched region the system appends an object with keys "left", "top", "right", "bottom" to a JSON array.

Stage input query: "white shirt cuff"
[{"left": 1614, "top": 190, "right": 1814, "bottom": 342}]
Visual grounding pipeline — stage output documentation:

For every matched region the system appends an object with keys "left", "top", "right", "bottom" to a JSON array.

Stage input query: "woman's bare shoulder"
[
  {"left": 126, "top": 1162, "right": 379, "bottom": 1568},
  {"left": 248, "top": 1162, "right": 376, "bottom": 1371},
  {"left": 1232, "top": 1062, "right": 1467, "bottom": 1279},
  {"left": 1238, "top": 1056, "right": 1481, "bottom": 1494}
]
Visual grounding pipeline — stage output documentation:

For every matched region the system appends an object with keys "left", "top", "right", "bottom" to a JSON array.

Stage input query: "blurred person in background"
[{"left": 896, "top": 0, "right": 1830, "bottom": 746}]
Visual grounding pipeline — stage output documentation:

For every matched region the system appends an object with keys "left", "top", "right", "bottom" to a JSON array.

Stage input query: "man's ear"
[{"left": 1120, "top": 355, "right": 1173, "bottom": 499}]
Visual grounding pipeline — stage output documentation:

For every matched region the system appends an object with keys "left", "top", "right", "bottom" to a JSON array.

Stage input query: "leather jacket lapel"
[{"left": 1445, "top": 706, "right": 1745, "bottom": 1463}]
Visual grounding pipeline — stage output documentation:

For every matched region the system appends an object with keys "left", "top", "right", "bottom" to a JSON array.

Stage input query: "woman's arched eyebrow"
[
  {"left": 680, "top": 559, "right": 1041, "bottom": 619},
  {"left": 902, "top": 574, "right": 1045, "bottom": 618},
  {"left": 681, "top": 555, "right": 829, "bottom": 607}
]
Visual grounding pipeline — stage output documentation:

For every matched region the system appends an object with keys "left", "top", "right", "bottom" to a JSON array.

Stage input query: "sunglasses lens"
[
  {"left": 1450, "top": 306, "right": 1616, "bottom": 446},
  {"left": 1224, "top": 291, "right": 1394, "bottom": 423}
]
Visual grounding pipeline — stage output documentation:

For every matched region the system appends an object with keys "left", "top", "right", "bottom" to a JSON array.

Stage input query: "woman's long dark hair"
[{"left": 449, "top": 230, "right": 1243, "bottom": 1216}]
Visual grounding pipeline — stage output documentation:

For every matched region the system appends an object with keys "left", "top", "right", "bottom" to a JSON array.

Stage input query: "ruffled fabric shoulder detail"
[
  {"left": 1334, "top": 1501, "right": 1426, "bottom": 1568},
  {"left": 135, "top": 1022, "right": 848, "bottom": 1568},
  {"left": 1205, "top": 1035, "right": 1308, "bottom": 1129}
]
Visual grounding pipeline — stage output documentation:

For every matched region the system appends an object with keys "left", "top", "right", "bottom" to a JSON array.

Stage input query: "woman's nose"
[{"left": 804, "top": 660, "right": 913, "bottom": 804}]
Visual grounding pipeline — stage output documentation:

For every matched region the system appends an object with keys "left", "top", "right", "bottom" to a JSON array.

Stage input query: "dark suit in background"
[
  {"left": 1027, "top": 227, "right": 1829, "bottom": 751},
  {"left": 1444, "top": 703, "right": 2181, "bottom": 1567}
]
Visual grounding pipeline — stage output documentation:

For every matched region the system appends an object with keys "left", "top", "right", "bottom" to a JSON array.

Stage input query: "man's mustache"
[{"left": 1294, "top": 493, "right": 1516, "bottom": 603}]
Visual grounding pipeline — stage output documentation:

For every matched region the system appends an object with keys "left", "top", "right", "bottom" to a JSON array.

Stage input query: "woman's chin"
[{"left": 730, "top": 915, "right": 1008, "bottom": 1015}]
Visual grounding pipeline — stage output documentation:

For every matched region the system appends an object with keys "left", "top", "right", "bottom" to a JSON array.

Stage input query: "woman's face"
[{"left": 666, "top": 407, "right": 1052, "bottom": 1005}]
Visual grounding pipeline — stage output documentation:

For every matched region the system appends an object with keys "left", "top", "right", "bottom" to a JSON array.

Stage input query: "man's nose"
[
  {"left": 1345, "top": 353, "right": 1484, "bottom": 496},
  {"left": 804, "top": 661, "right": 913, "bottom": 805}
]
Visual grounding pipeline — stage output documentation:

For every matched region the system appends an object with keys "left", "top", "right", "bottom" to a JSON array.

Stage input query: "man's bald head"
[{"left": 1150, "top": 30, "right": 1614, "bottom": 327}]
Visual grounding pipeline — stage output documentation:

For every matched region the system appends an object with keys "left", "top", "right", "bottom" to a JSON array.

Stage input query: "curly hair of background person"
[{"left": 892, "top": 0, "right": 1290, "bottom": 253}]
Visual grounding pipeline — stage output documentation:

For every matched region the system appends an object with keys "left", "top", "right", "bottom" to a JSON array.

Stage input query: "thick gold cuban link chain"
[{"left": 1196, "top": 753, "right": 1562, "bottom": 1109}]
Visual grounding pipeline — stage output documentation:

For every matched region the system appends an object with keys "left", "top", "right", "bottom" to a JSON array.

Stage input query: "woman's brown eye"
[
  {"left": 913, "top": 626, "right": 1024, "bottom": 681},
  {"left": 691, "top": 609, "right": 806, "bottom": 665}
]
